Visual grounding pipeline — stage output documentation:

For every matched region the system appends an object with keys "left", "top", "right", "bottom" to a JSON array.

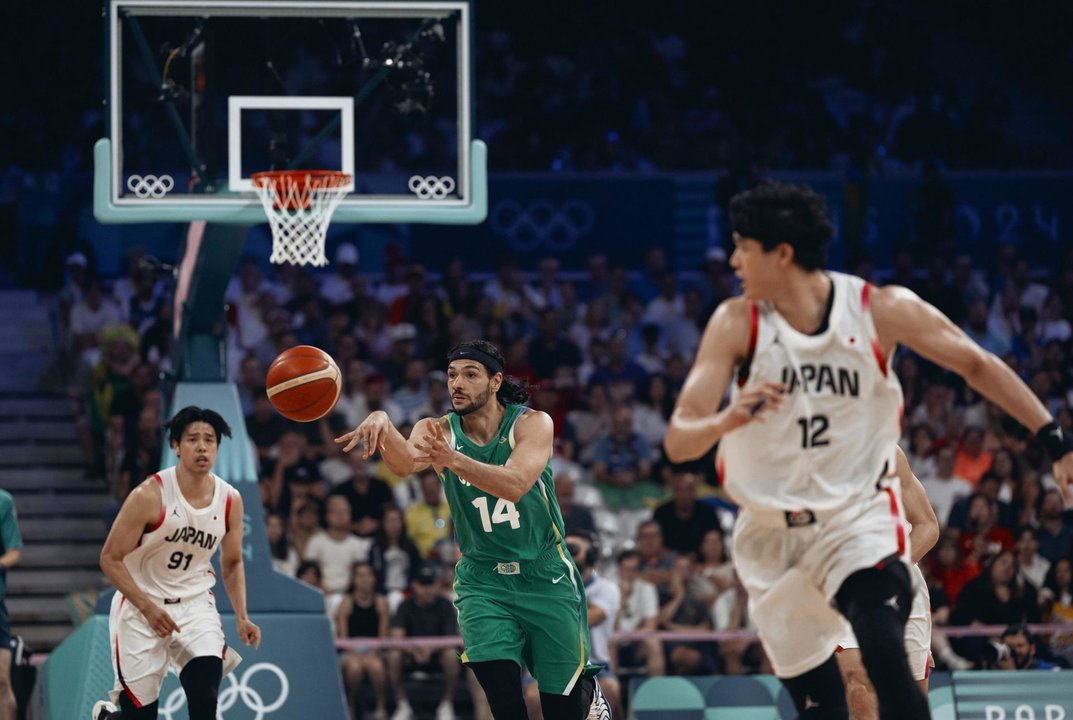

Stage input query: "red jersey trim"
[
  {"left": 115, "top": 635, "right": 143, "bottom": 708},
  {"left": 860, "top": 283, "right": 888, "bottom": 378},
  {"left": 882, "top": 486, "right": 907, "bottom": 556},
  {"left": 225, "top": 491, "right": 233, "bottom": 533},
  {"left": 736, "top": 301, "right": 760, "bottom": 388},
  {"left": 146, "top": 474, "right": 166, "bottom": 533}
]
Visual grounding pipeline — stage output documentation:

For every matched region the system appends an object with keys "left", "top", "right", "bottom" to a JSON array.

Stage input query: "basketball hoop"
[{"left": 251, "top": 170, "right": 352, "bottom": 266}]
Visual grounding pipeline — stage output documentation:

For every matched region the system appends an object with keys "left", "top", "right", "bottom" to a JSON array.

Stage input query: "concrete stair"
[{"left": 0, "top": 292, "right": 111, "bottom": 652}]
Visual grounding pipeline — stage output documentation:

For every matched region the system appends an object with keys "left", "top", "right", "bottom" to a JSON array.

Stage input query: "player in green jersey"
[{"left": 337, "top": 340, "right": 611, "bottom": 720}]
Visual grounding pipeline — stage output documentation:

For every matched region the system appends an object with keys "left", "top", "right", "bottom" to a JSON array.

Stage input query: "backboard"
[{"left": 96, "top": 0, "right": 485, "bottom": 224}]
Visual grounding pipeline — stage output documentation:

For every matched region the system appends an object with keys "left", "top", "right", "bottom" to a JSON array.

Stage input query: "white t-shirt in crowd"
[
  {"left": 616, "top": 578, "right": 659, "bottom": 633},
  {"left": 304, "top": 531, "right": 372, "bottom": 594},
  {"left": 920, "top": 473, "right": 974, "bottom": 526}
]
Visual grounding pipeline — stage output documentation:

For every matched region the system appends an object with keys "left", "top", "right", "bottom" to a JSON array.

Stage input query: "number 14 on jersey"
[{"left": 471, "top": 496, "right": 521, "bottom": 533}]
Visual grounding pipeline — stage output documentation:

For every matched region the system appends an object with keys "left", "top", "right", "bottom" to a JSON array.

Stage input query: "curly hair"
[
  {"left": 728, "top": 180, "right": 835, "bottom": 271},
  {"left": 448, "top": 340, "right": 530, "bottom": 405}
]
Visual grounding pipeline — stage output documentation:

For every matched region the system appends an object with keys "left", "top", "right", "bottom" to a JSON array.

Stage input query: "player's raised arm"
[
  {"left": 99, "top": 478, "right": 180, "bottom": 637},
  {"left": 665, "top": 297, "right": 785, "bottom": 463},
  {"left": 893, "top": 446, "right": 939, "bottom": 563},
  {"left": 335, "top": 412, "right": 435, "bottom": 477},
  {"left": 414, "top": 409, "right": 553, "bottom": 503},
  {"left": 220, "top": 490, "right": 260, "bottom": 649},
  {"left": 871, "top": 285, "right": 1073, "bottom": 500}
]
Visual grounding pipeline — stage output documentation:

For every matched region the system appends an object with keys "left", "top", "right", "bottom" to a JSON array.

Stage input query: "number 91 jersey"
[
  {"left": 440, "top": 405, "right": 567, "bottom": 564},
  {"left": 123, "top": 466, "right": 235, "bottom": 600},
  {"left": 720, "top": 272, "right": 904, "bottom": 512}
]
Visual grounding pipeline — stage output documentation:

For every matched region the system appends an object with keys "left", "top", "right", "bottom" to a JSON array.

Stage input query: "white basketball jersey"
[
  {"left": 123, "top": 466, "right": 235, "bottom": 600},
  {"left": 720, "top": 272, "right": 903, "bottom": 512}
]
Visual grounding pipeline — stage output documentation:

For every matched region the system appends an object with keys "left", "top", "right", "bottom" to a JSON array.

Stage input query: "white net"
[{"left": 251, "top": 171, "right": 352, "bottom": 266}]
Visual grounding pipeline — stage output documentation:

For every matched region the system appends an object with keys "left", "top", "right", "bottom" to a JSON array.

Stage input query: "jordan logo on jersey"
[
  {"left": 780, "top": 364, "right": 859, "bottom": 397},
  {"left": 163, "top": 526, "right": 218, "bottom": 549}
]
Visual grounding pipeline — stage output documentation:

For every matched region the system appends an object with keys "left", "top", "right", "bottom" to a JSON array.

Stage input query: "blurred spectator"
[
  {"left": 528, "top": 308, "right": 583, "bottom": 380},
  {"left": 332, "top": 453, "right": 396, "bottom": 538},
  {"left": 562, "top": 384, "right": 611, "bottom": 464},
  {"left": 712, "top": 569, "right": 770, "bottom": 675},
  {"left": 266, "top": 512, "right": 300, "bottom": 577},
  {"left": 653, "top": 471, "right": 719, "bottom": 554},
  {"left": 297, "top": 559, "right": 324, "bottom": 591},
  {"left": 69, "top": 279, "right": 122, "bottom": 363},
  {"left": 658, "top": 554, "right": 715, "bottom": 675},
  {"left": 304, "top": 495, "right": 373, "bottom": 595},
  {"left": 555, "top": 472, "right": 595, "bottom": 535},
  {"left": 405, "top": 470, "right": 453, "bottom": 558},
  {"left": 1039, "top": 558, "right": 1073, "bottom": 665},
  {"left": 382, "top": 324, "right": 419, "bottom": 388},
  {"left": 336, "top": 561, "right": 390, "bottom": 720},
  {"left": 592, "top": 405, "right": 654, "bottom": 493},
  {"left": 1014, "top": 525, "right": 1051, "bottom": 592},
  {"left": 695, "top": 529, "right": 736, "bottom": 598},
  {"left": 958, "top": 493, "right": 1014, "bottom": 562},
  {"left": 392, "top": 357, "right": 429, "bottom": 425},
  {"left": 635, "top": 521, "right": 675, "bottom": 600},
  {"left": 951, "top": 550, "right": 1041, "bottom": 662},
  {"left": 246, "top": 388, "right": 288, "bottom": 466},
  {"left": 612, "top": 549, "right": 665, "bottom": 677},
  {"left": 411, "top": 370, "right": 452, "bottom": 420},
  {"left": 920, "top": 445, "right": 973, "bottom": 526},
  {"left": 289, "top": 498, "right": 323, "bottom": 559},
  {"left": 990, "top": 447, "right": 1021, "bottom": 504},
  {"left": 369, "top": 505, "right": 423, "bottom": 605},
  {"left": 235, "top": 354, "right": 265, "bottom": 417},
  {"left": 589, "top": 332, "right": 648, "bottom": 399},
  {"left": 264, "top": 429, "right": 327, "bottom": 517},
  {"left": 122, "top": 264, "right": 165, "bottom": 337},
  {"left": 387, "top": 565, "right": 462, "bottom": 720},
  {"left": 335, "top": 358, "right": 371, "bottom": 427},
  {"left": 930, "top": 532, "right": 980, "bottom": 606},
  {"left": 75, "top": 324, "right": 139, "bottom": 479},
  {"left": 321, "top": 243, "right": 360, "bottom": 305},
  {"left": 566, "top": 531, "right": 622, "bottom": 717},
  {"left": 633, "top": 374, "right": 672, "bottom": 450},
  {"left": 362, "top": 372, "right": 406, "bottom": 427},
  {"left": 954, "top": 426, "right": 993, "bottom": 486},
  {"left": 1036, "top": 488, "right": 1073, "bottom": 564},
  {"left": 904, "top": 424, "right": 938, "bottom": 480},
  {"left": 995, "top": 624, "right": 1059, "bottom": 671}
]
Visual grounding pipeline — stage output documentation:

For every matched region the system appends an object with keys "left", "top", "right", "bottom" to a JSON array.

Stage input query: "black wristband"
[{"left": 1037, "top": 421, "right": 1073, "bottom": 461}]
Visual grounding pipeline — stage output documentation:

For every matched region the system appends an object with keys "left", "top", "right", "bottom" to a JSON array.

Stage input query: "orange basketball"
[{"left": 266, "top": 345, "right": 343, "bottom": 422}]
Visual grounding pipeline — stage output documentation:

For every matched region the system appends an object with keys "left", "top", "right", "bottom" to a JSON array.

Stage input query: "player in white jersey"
[
  {"left": 666, "top": 181, "right": 1073, "bottom": 719},
  {"left": 93, "top": 407, "right": 261, "bottom": 720},
  {"left": 835, "top": 447, "right": 938, "bottom": 719}
]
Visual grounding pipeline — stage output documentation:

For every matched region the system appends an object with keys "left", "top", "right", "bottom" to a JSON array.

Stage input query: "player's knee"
[
  {"left": 782, "top": 655, "right": 849, "bottom": 719},
  {"left": 180, "top": 656, "right": 223, "bottom": 720},
  {"left": 470, "top": 660, "right": 527, "bottom": 719},
  {"left": 835, "top": 558, "right": 912, "bottom": 631}
]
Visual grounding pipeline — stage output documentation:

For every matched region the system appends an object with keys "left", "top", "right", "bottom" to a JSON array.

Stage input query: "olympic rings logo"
[
  {"left": 489, "top": 199, "right": 595, "bottom": 251},
  {"left": 126, "top": 174, "right": 175, "bottom": 198},
  {"left": 408, "top": 175, "right": 456, "bottom": 200},
  {"left": 159, "top": 662, "right": 289, "bottom": 720}
]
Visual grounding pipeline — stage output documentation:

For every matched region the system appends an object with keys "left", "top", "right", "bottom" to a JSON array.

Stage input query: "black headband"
[{"left": 447, "top": 347, "right": 504, "bottom": 375}]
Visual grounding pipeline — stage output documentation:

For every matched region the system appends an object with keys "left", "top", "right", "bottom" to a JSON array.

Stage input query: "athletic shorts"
[
  {"left": 835, "top": 563, "right": 933, "bottom": 680},
  {"left": 108, "top": 589, "right": 240, "bottom": 706},
  {"left": 455, "top": 543, "right": 601, "bottom": 695},
  {"left": 734, "top": 482, "right": 911, "bottom": 678}
]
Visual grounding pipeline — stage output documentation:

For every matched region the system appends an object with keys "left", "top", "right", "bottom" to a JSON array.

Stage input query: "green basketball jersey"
[{"left": 440, "top": 405, "right": 566, "bottom": 564}]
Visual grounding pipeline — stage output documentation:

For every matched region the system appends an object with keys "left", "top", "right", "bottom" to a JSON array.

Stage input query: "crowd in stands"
[{"left": 56, "top": 229, "right": 1073, "bottom": 715}]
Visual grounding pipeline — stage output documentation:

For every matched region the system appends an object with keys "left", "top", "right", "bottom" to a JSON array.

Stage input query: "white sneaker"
[
  {"left": 91, "top": 701, "right": 118, "bottom": 720},
  {"left": 390, "top": 700, "right": 415, "bottom": 720},
  {"left": 435, "top": 700, "right": 456, "bottom": 720},
  {"left": 587, "top": 680, "right": 612, "bottom": 720}
]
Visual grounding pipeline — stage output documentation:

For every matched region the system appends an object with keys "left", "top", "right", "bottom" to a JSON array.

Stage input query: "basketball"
[{"left": 265, "top": 345, "right": 342, "bottom": 422}]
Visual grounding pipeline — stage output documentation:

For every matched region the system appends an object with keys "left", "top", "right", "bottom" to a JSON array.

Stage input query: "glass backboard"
[{"left": 96, "top": 0, "right": 485, "bottom": 224}]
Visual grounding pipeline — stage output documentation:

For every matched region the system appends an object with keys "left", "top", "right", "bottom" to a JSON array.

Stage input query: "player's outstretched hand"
[
  {"left": 141, "top": 603, "right": 181, "bottom": 638},
  {"left": 335, "top": 410, "right": 393, "bottom": 458},
  {"left": 238, "top": 616, "right": 262, "bottom": 650},
  {"left": 720, "top": 381, "right": 786, "bottom": 433},
  {"left": 414, "top": 421, "right": 455, "bottom": 468}
]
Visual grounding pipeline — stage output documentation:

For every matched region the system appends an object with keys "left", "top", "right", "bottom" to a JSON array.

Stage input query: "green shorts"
[{"left": 454, "top": 543, "right": 601, "bottom": 695}]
